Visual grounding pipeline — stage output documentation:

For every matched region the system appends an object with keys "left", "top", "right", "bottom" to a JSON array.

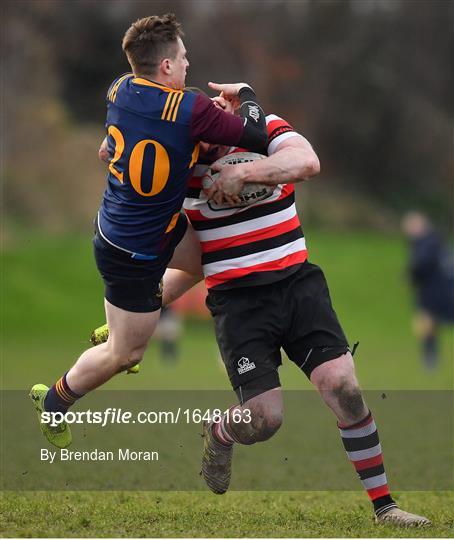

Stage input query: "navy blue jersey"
[
  {"left": 409, "top": 230, "right": 454, "bottom": 321},
  {"left": 99, "top": 74, "right": 246, "bottom": 258}
]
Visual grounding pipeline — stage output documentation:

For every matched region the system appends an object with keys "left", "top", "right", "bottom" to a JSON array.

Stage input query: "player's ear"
[{"left": 161, "top": 58, "right": 172, "bottom": 75}]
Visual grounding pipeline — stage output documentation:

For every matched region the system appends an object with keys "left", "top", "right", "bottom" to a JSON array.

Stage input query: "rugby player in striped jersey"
[
  {"left": 160, "top": 96, "right": 431, "bottom": 527},
  {"left": 90, "top": 89, "right": 431, "bottom": 528}
]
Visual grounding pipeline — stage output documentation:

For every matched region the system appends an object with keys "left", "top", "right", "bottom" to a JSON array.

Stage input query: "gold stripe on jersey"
[
  {"left": 165, "top": 212, "right": 180, "bottom": 233},
  {"left": 112, "top": 74, "right": 133, "bottom": 102},
  {"left": 161, "top": 92, "right": 175, "bottom": 120},
  {"left": 132, "top": 77, "right": 175, "bottom": 92},
  {"left": 109, "top": 74, "right": 133, "bottom": 103},
  {"left": 128, "top": 77, "right": 183, "bottom": 121},
  {"left": 189, "top": 143, "right": 200, "bottom": 168},
  {"left": 164, "top": 92, "right": 180, "bottom": 121},
  {"left": 108, "top": 81, "right": 117, "bottom": 102},
  {"left": 170, "top": 92, "right": 184, "bottom": 121}
]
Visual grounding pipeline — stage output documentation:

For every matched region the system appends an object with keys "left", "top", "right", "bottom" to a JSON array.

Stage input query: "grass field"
[
  {"left": 2, "top": 492, "right": 454, "bottom": 537},
  {"left": 2, "top": 228, "right": 453, "bottom": 537},
  {"left": 3, "top": 228, "right": 452, "bottom": 390}
]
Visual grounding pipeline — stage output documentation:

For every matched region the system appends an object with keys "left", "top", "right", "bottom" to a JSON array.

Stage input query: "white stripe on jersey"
[
  {"left": 187, "top": 114, "right": 309, "bottom": 287},
  {"left": 203, "top": 237, "right": 307, "bottom": 277},
  {"left": 265, "top": 114, "right": 281, "bottom": 121},
  {"left": 268, "top": 131, "right": 304, "bottom": 155},
  {"left": 198, "top": 203, "right": 298, "bottom": 242}
]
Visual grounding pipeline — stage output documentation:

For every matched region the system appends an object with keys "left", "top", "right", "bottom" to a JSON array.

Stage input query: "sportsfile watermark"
[
  {"left": 40, "top": 407, "right": 252, "bottom": 428},
  {"left": 2, "top": 390, "right": 452, "bottom": 491}
]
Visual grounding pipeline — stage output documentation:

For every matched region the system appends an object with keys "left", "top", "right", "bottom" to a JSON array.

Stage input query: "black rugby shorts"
[
  {"left": 206, "top": 262, "right": 349, "bottom": 403},
  {"left": 93, "top": 214, "right": 188, "bottom": 313}
]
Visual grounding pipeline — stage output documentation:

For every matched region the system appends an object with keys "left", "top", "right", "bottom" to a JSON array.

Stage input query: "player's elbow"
[
  {"left": 289, "top": 155, "right": 320, "bottom": 182},
  {"left": 301, "top": 152, "right": 320, "bottom": 179},
  {"left": 99, "top": 147, "right": 110, "bottom": 164}
]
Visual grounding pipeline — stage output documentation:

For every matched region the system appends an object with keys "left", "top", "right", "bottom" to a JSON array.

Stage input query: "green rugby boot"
[
  {"left": 90, "top": 323, "right": 109, "bottom": 346},
  {"left": 90, "top": 323, "right": 140, "bottom": 374},
  {"left": 29, "top": 384, "right": 72, "bottom": 448},
  {"left": 125, "top": 363, "right": 140, "bottom": 374}
]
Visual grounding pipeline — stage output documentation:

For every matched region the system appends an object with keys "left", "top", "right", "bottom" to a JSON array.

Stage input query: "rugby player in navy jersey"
[
  {"left": 29, "top": 13, "right": 268, "bottom": 450},
  {"left": 92, "top": 93, "right": 430, "bottom": 527}
]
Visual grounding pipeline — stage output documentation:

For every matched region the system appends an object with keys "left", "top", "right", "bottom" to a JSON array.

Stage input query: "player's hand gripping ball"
[{"left": 202, "top": 152, "right": 275, "bottom": 208}]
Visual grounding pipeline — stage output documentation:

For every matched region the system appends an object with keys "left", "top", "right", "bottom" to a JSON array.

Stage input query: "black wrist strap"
[{"left": 237, "top": 87, "right": 267, "bottom": 154}]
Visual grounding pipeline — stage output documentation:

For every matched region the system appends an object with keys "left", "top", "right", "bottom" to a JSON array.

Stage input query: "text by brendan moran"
[{"left": 41, "top": 448, "right": 159, "bottom": 463}]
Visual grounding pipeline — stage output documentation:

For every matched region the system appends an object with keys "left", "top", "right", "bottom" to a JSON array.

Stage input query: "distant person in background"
[
  {"left": 402, "top": 211, "right": 454, "bottom": 369},
  {"left": 155, "top": 306, "right": 183, "bottom": 363}
]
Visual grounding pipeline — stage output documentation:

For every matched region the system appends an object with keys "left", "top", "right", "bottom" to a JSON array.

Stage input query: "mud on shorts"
[{"left": 206, "top": 262, "right": 350, "bottom": 404}]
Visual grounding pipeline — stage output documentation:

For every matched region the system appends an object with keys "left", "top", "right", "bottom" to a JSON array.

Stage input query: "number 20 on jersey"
[{"left": 107, "top": 125, "right": 170, "bottom": 197}]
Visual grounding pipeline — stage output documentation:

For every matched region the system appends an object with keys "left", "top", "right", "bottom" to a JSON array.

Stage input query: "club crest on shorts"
[
  {"left": 237, "top": 357, "right": 256, "bottom": 375},
  {"left": 156, "top": 279, "right": 163, "bottom": 298}
]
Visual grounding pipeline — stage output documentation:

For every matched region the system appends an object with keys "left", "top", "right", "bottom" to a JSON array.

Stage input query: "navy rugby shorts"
[
  {"left": 206, "top": 262, "right": 350, "bottom": 403},
  {"left": 93, "top": 214, "right": 188, "bottom": 313}
]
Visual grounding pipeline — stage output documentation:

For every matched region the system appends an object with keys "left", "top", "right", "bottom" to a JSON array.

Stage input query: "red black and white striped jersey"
[{"left": 184, "top": 114, "right": 308, "bottom": 290}]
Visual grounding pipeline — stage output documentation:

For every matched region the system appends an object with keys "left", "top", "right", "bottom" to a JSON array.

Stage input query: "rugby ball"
[{"left": 202, "top": 152, "right": 275, "bottom": 208}]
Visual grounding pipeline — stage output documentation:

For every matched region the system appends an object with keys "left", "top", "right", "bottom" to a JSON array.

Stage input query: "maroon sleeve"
[{"left": 189, "top": 93, "right": 244, "bottom": 145}]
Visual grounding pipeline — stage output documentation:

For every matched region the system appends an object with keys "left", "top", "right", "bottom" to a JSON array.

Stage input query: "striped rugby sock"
[
  {"left": 212, "top": 407, "right": 242, "bottom": 446},
  {"left": 44, "top": 373, "right": 82, "bottom": 414},
  {"left": 339, "top": 411, "right": 397, "bottom": 515}
]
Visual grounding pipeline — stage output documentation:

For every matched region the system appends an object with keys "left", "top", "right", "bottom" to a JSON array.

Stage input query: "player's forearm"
[
  {"left": 236, "top": 86, "right": 268, "bottom": 154},
  {"left": 162, "top": 269, "right": 203, "bottom": 307},
  {"left": 241, "top": 146, "right": 320, "bottom": 185},
  {"left": 191, "top": 86, "right": 267, "bottom": 153}
]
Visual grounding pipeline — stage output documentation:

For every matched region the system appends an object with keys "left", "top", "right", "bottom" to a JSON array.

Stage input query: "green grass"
[
  {"left": 1, "top": 491, "right": 453, "bottom": 537},
  {"left": 2, "top": 228, "right": 453, "bottom": 537},
  {"left": 2, "top": 228, "right": 452, "bottom": 390}
]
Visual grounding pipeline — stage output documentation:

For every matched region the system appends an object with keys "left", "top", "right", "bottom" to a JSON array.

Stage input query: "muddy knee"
[
  {"left": 332, "top": 379, "right": 366, "bottom": 421},
  {"left": 312, "top": 354, "right": 368, "bottom": 424},
  {"left": 230, "top": 404, "right": 283, "bottom": 445},
  {"left": 251, "top": 408, "right": 283, "bottom": 443}
]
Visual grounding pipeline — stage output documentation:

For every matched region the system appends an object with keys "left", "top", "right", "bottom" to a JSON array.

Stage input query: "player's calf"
[
  {"left": 311, "top": 355, "right": 395, "bottom": 512},
  {"left": 64, "top": 341, "right": 146, "bottom": 395},
  {"left": 330, "top": 378, "right": 367, "bottom": 425},
  {"left": 310, "top": 352, "right": 431, "bottom": 525},
  {"left": 201, "top": 388, "right": 282, "bottom": 494}
]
